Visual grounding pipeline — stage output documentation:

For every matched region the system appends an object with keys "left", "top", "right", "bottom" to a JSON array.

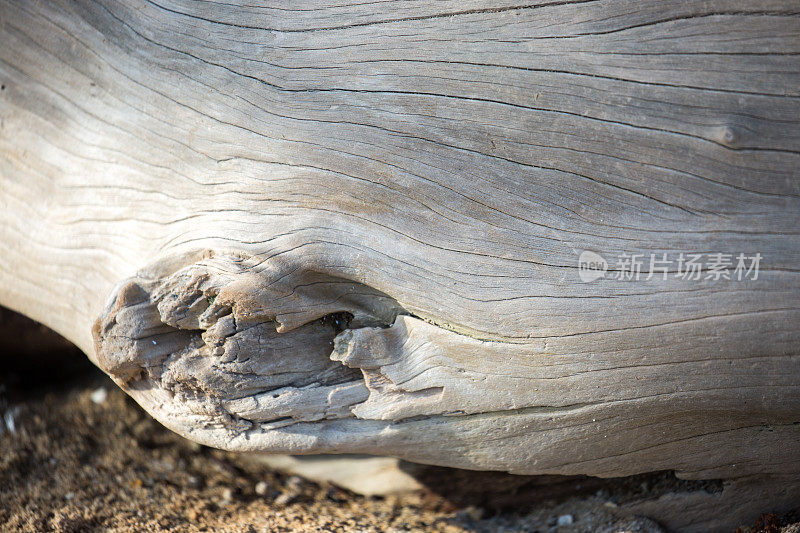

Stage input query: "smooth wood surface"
[{"left": 1, "top": 1, "right": 799, "bottom": 528}]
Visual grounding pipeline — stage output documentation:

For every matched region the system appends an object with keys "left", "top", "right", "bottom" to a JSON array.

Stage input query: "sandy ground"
[{"left": 0, "top": 311, "right": 797, "bottom": 532}]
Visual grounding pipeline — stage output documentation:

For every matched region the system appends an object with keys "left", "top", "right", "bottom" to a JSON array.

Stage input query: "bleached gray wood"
[{"left": 1, "top": 1, "right": 798, "bottom": 529}]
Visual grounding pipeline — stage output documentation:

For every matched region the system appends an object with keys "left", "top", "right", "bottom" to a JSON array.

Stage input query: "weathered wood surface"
[{"left": 1, "top": 1, "right": 799, "bottom": 527}]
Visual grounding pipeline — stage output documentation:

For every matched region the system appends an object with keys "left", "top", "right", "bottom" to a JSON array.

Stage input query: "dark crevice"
[{"left": 318, "top": 311, "right": 354, "bottom": 334}]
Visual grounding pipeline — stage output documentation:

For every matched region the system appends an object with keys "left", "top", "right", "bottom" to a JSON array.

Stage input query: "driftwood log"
[{"left": 1, "top": 1, "right": 798, "bottom": 529}]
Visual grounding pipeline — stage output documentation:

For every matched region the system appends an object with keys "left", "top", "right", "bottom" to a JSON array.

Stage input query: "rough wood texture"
[{"left": 1, "top": 1, "right": 799, "bottom": 529}]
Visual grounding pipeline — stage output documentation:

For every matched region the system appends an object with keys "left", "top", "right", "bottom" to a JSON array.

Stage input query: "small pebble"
[
  {"left": 90, "top": 387, "right": 108, "bottom": 405},
  {"left": 274, "top": 491, "right": 297, "bottom": 506},
  {"left": 255, "top": 481, "right": 269, "bottom": 496},
  {"left": 3, "top": 408, "right": 17, "bottom": 433},
  {"left": 557, "top": 514, "right": 574, "bottom": 526},
  {"left": 221, "top": 487, "right": 235, "bottom": 504},
  {"left": 64, "top": 493, "right": 75, "bottom": 501}
]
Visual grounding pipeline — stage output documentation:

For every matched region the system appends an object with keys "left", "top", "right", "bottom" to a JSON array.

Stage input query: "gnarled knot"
[{"left": 93, "top": 250, "right": 409, "bottom": 431}]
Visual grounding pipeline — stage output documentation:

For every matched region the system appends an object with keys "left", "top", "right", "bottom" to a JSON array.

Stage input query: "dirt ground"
[{"left": 0, "top": 311, "right": 797, "bottom": 532}]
